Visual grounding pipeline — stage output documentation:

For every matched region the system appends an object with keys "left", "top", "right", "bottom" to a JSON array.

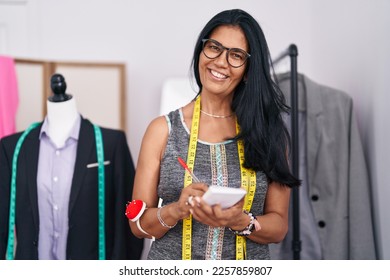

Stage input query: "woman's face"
[{"left": 199, "top": 25, "right": 248, "bottom": 98}]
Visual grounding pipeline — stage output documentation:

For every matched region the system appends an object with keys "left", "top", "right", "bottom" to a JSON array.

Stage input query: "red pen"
[{"left": 177, "top": 157, "right": 200, "bottom": 183}]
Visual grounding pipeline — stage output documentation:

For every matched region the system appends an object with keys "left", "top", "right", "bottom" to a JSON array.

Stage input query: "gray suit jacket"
[{"left": 273, "top": 73, "right": 376, "bottom": 259}]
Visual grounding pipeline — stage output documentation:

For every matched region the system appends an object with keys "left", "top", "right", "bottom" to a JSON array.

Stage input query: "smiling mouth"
[{"left": 210, "top": 69, "right": 228, "bottom": 79}]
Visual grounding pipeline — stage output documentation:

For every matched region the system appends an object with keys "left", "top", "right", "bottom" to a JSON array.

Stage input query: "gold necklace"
[{"left": 200, "top": 109, "right": 233, "bottom": 119}]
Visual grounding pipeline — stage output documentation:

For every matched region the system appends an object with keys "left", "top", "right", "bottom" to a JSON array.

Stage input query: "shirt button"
[
  {"left": 54, "top": 232, "right": 59, "bottom": 238},
  {"left": 53, "top": 176, "right": 58, "bottom": 182},
  {"left": 56, "top": 150, "right": 60, "bottom": 156},
  {"left": 53, "top": 204, "right": 58, "bottom": 211},
  {"left": 311, "top": 195, "right": 319, "bottom": 201}
]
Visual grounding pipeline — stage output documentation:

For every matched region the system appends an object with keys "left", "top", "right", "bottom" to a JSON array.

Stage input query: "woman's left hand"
[{"left": 189, "top": 195, "right": 247, "bottom": 228}]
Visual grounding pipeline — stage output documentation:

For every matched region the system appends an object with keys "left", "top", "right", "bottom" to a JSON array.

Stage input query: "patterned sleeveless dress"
[{"left": 147, "top": 109, "right": 270, "bottom": 260}]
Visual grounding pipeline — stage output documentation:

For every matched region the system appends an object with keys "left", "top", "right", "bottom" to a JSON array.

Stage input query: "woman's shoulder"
[
  {"left": 146, "top": 102, "right": 193, "bottom": 137},
  {"left": 146, "top": 115, "right": 169, "bottom": 136},
  {"left": 145, "top": 108, "right": 180, "bottom": 137}
]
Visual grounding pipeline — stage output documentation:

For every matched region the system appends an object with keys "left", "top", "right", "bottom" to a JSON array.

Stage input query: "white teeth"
[{"left": 211, "top": 70, "right": 228, "bottom": 79}]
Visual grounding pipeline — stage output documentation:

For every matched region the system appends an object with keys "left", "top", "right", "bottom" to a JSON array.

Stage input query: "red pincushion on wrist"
[{"left": 125, "top": 200, "right": 146, "bottom": 222}]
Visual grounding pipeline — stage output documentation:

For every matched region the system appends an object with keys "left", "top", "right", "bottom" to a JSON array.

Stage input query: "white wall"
[{"left": 1, "top": 0, "right": 389, "bottom": 259}]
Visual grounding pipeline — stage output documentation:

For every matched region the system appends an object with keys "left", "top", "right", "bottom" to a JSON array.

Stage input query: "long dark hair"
[{"left": 191, "top": 9, "right": 300, "bottom": 188}]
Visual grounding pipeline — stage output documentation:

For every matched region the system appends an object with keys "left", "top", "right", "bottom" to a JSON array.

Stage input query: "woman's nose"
[{"left": 214, "top": 50, "right": 229, "bottom": 67}]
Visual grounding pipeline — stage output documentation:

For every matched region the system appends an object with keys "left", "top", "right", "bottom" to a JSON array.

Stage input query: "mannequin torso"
[{"left": 46, "top": 97, "right": 79, "bottom": 148}]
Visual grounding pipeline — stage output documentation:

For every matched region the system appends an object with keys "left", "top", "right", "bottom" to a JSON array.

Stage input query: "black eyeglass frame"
[{"left": 201, "top": 38, "right": 251, "bottom": 68}]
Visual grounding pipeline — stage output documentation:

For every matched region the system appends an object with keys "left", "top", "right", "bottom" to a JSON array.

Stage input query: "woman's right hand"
[{"left": 173, "top": 182, "right": 209, "bottom": 220}]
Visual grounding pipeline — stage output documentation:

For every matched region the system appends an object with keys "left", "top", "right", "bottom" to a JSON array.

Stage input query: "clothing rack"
[{"left": 273, "top": 44, "right": 301, "bottom": 260}]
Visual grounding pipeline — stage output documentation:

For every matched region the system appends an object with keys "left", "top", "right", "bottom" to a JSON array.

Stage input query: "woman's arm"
[
  {"left": 246, "top": 182, "right": 290, "bottom": 243},
  {"left": 129, "top": 116, "right": 169, "bottom": 238}
]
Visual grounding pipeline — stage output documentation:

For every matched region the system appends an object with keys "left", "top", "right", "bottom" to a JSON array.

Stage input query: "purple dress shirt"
[{"left": 36, "top": 115, "right": 81, "bottom": 259}]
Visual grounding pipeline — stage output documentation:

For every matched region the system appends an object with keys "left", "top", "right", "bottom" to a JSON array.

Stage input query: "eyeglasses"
[{"left": 201, "top": 38, "right": 251, "bottom": 68}]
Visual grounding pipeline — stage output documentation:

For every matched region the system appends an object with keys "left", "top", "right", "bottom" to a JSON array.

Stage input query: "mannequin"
[
  {"left": 0, "top": 74, "right": 143, "bottom": 260},
  {"left": 46, "top": 74, "right": 79, "bottom": 148}
]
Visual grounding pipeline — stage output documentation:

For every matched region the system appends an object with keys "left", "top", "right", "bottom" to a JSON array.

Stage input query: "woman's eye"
[
  {"left": 210, "top": 45, "right": 221, "bottom": 52},
  {"left": 231, "top": 52, "right": 244, "bottom": 60}
]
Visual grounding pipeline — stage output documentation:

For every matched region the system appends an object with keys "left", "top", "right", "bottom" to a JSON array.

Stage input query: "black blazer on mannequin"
[{"left": 0, "top": 118, "right": 143, "bottom": 259}]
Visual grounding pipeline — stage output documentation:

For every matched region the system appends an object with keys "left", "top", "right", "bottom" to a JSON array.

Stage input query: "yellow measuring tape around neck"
[
  {"left": 235, "top": 121, "right": 257, "bottom": 260},
  {"left": 183, "top": 95, "right": 256, "bottom": 260}
]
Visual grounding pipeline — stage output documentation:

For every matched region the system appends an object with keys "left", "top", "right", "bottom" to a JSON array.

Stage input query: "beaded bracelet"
[
  {"left": 157, "top": 205, "right": 177, "bottom": 229},
  {"left": 228, "top": 211, "right": 261, "bottom": 236}
]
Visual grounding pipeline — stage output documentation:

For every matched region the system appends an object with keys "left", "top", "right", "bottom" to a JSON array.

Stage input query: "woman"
[{"left": 129, "top": 9, "right": 300, "bottom": 260}]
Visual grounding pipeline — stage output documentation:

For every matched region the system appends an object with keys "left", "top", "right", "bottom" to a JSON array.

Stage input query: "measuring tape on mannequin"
[
  {"left": 183, "top": 96, "right": 256, "bottom": 260},
  {"left": 6, "top": 122, "right": 106, "bottom": 260},
  {"left": 93, "top": 124, "right": 106, "bottom": 260}
]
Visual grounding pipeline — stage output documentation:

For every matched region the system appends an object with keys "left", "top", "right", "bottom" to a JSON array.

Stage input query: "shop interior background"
[{"left": 0, "top": 0, "right": 389, "bottom": 259}]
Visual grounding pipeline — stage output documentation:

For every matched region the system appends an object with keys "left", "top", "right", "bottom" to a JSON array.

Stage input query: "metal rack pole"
[{"left": 273, "top": 44, "right": 301, "bottom": 260}]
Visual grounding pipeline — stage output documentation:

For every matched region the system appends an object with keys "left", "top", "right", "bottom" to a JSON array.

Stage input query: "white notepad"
[{"left": 202, "top": 185, "right": 247, "bottom": 209}]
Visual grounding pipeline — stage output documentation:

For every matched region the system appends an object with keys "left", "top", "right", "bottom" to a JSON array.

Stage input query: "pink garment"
[{"left": 0, "top": 56, "right": 19, "bottom": 138}]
